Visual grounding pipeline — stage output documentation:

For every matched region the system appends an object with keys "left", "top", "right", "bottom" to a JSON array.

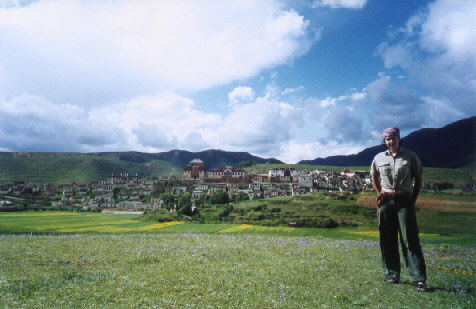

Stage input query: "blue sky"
[{"left": 0, "top": 0, "right": 475, "bottom": 163}]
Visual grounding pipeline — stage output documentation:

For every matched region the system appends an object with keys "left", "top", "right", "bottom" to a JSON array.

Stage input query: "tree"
[
  {"left": 177, "top": 192, "right": 192, "bottom": 215},
  {"left": 209, "top": 190, "right": 229, "bottom": 205},
  {"left": 233, "top": 191, "right": 249, "bottom": 203},
  {"left": 160, "top": 192, "right": 175, "bottom": 210}
]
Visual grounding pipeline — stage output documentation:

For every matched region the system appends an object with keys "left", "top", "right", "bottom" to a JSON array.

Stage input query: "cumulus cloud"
[
  {"left": 311, "top": 0, "right": 367, "bottom": 9},
  {"left": 377, "top": 0, "right": 476, "bottom": 126},
  {"left": 0, "top": 94, "right": 124, "bottom": 152},
  {"left": 214, "top": 92, "right": 304, "bottom": 156},
  {"left": 0, "top": 0, "right": 312, "bottom": 106},
  {"left": 279, "top": 140, "right": 365, "bottom": 163},
  {"left": 182, "top": 132, "right": 209, "bottom": 152},
  {"left": 365, "top": 75, "right": 425, "bottom": 130},
  {"left": 132, "top": 124, "right": 178, "bottom": 150},
  {"left": 228, "top": 86, "right": 255, "bottom": 105},
  {"left": 99, "top": 93, "right": 221, "bottom": 151},
  {"left": 324, "top": 105, "right": 363, "bottom": 143},
  {"left": 282, "top": 85, "right": 304, "bottom": 96},
  {"left": 0, "top": 91, "right": 224, "bottom": 153}
]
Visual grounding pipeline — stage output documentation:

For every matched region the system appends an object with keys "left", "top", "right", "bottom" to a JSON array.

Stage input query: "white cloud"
[
  {"left": 378, "top": 42, "right": 414, "bottom": 70},
  {"left": 282, "top": 85, "right": 304, "bottom": 96},
  {"left": 318, "top": 97, "right": 337, "bottom": 108},
  {"left": 100, "top": 93, "right": 221, "bottom": 151},
  {"left": 420, "top": 0, "right": 476, "bottom": 62},
  {"left": 228, "top": 86, "right": 255, "bottom": 105},
  {"left": 377, "top": 0, "right": 476, "bottom": 127},
  {"left": 213, "top": 91, "right": 304, "bottom": 156},
  {"left": 324, "top": 105, "right": 363, "bottom": 142},
  {"left": 350, "top": 91, "right": 366, "bottom": 101},
  {"left": 311, "top": 0, "right": 367, "bottom": 9},
  {"left": 365, "top": 76, "right": 426, "bottom": 130},
  {"left": 279, "top": 140, "right": 365, "bottom": 164},
  {"left": 317, "top": 93, "right": 361, "bottom": 108},
  {"left": 132, "top": 124, "right": 178, "bottom": 150},
  {"left": 0, "top": 0, "right": 312, "bottom": 106},
  {"left": 0, "top": 93, "right": 124, "bottom": 152},
  {"left": 182, "top": 132, "right": 209, "bottom": 151}
]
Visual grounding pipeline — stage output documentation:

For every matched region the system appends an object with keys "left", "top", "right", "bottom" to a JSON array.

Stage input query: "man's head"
[
  {"left": 381, "top": 127, "right": 400, "bottom": 140},
  {"left": 381, "top": 127, "right": 402, "bottom": 151}
]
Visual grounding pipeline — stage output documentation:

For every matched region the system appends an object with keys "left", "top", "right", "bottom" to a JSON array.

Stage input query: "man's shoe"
[
  {"left": 386, "top": 276, "right": 400, "bottom": 284},
  {"left": 417, "top": 282, "right": 431, "bottom": 292}
]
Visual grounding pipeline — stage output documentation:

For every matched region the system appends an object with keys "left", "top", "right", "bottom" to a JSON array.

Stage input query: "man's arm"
[
  {"left": 371, "top": 176, "right": 382, "bottom": 195},
  {"left": 371, "top": 176, "right": 383, "bottom": 214},
  {"left": 412, "top": 175, "right": 422, "bottom": 203}
]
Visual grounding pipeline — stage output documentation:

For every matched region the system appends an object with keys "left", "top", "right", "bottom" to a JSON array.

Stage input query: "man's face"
[{"left": 384, "top": 135, "right": 400, "bottom": 151}]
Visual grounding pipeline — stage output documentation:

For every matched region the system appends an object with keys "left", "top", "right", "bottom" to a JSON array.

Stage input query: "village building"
[
  {"left": 209, "top": 166, "right": 246, "bottom": 178},
  {"left": 62, "top": 186, "right": 73, "bottom": 200},
  {"left": 183, "top": 159, "right": 208, "bottom": 180}
]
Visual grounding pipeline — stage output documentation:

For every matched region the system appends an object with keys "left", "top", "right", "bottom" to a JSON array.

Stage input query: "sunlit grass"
[{"left": 0, "top": 233, "right": 474, "bottom": 308}]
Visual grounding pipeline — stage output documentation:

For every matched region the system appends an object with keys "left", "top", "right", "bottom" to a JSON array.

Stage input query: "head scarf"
[{"left": 381, "top": 127, "right": 400, "bottom": 139}]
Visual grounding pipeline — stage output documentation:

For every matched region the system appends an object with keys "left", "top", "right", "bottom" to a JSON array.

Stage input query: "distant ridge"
[
  {"left": 0, "top": 117, "right": 474, "bottom": 184},
  {"left": 0, "top": 150, "right": 283, "bottom": 184},
  {"left": 298, "top": 116, "right": 476, "bottom": 168},
  {"left": 89, "top": 149, "right": 283, "bottom": 169}
]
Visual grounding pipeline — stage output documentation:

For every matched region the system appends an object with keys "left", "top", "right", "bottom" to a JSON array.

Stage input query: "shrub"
[
  {"left": 253, "top": 204, "right": 267, "bottom": 211},
  {"left": 143, "top": 209, "right": 178, "bottom": 222}
]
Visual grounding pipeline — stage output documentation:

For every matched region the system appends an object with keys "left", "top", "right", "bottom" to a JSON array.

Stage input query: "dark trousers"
[{"left": 378, "top": 200, "right": 427, "bottom": 282}]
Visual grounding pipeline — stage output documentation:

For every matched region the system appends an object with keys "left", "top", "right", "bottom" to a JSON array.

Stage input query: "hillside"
[
  {"left": 0, "top": 153, "right": 179, "bottom": 184},
  {"left": 90, "top": 149, "right": 283, "bottom": 169},
  {"left": 0, "top": 150, "right": 282, "bottom": 184},
  {"left": 299, "top": 116, "right": 476, "bottom": 168},
  {"left": 0, "top": 117, "right": 474, "bottom": 184}
]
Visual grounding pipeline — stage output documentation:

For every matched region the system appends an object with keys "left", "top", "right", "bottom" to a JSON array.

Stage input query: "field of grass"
[
  {"left": 0, "top": 232, "right": 474, "bottom": 308},
  {"left": 1, "top": 190, "right": 475, "bottom": 308},
  {"left": 0, "top": 211, "right": 466, "bottom": 243},
  {"left": 192, "top": 193, "right": 376, "bottom": 229},
  {"left": 356, "top": 191, "right": 476, "bottom": 244}
]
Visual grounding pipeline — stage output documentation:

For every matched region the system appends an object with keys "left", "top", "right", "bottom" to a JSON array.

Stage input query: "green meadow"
[{"left": 0, "top": 211, "right": 475, "bottom": 308}]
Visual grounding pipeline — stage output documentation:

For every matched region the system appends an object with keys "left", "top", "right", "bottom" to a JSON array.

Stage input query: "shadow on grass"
[{"left": 399, "top": 279, "right": 474, "bottom": 295}]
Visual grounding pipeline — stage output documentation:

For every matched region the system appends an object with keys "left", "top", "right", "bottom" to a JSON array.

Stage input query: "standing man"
[{"left": 370, "top": 127, "right": 430, "bottom": 292}]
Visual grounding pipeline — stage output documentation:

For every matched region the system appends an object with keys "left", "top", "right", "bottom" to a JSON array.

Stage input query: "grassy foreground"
[
  {"left": 0, "top": 211, "right": 473, "bottom": 245},
  {"left": 0, "top": 233, "right": 474, "bottom": 308},
  {"left": 0, "top": 212, "right": 475, "bottom": 308}
]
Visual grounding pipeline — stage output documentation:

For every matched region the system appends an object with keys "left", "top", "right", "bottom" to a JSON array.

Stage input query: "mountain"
[
  {"left": 0, "top": 117, "right": 473, "bottom": 184},
  {"left": 298, "top": 116, "right": 476, "bottom": 168},
  {"left": 0, "top": 150, "right": 283, "bottom": 184},
  {"left": 90, "top": 149, "right": 283, "bottom": 169}
]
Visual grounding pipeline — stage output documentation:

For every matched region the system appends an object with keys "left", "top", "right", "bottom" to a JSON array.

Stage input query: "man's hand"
[{"left": 376, "top": 192, "right": 394, "bottom": 207}]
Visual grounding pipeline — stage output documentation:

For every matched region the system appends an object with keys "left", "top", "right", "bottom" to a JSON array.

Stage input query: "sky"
[{"left": 0, "top": 0, "right": 475, "bottom": 163}]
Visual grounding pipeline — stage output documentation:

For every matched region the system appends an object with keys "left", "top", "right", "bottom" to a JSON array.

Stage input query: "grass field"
[
  {"left": 1, "top": 192, "right": 475, "bottom": 308},
  {"left": 0, "top": 210, "right": 473, "bottom": 245},
  {"left": 0, "top": 232, "right": 474, "bottom": 308}
]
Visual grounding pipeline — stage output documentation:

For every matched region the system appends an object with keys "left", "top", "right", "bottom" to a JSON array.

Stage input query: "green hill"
[
  {"left": 0, "top": 153, "right": 179, "bottom": 184},
  {"left": 0, "top": 153, "right": 474, "bottom": 185}
]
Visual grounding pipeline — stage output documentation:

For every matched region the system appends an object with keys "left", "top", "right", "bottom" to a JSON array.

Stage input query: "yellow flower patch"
[
  {"left": 0, "top": 212, "right": 80, "bottom": 217},
  {"left": 135, "top": 221, "right": 185, "bottom": 231},
  {"left": 219, "top": 224, "right": 254, "bottom": 233}
]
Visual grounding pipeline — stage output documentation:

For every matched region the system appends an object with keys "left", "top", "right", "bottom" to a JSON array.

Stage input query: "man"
[{"left": 370, "top": 127, "right": 430, "bottom": 292}]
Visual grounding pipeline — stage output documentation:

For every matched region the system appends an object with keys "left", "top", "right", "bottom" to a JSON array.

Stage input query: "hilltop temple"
[{"left": 183, "top": 159, "right": 208, "bottom": 180}]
